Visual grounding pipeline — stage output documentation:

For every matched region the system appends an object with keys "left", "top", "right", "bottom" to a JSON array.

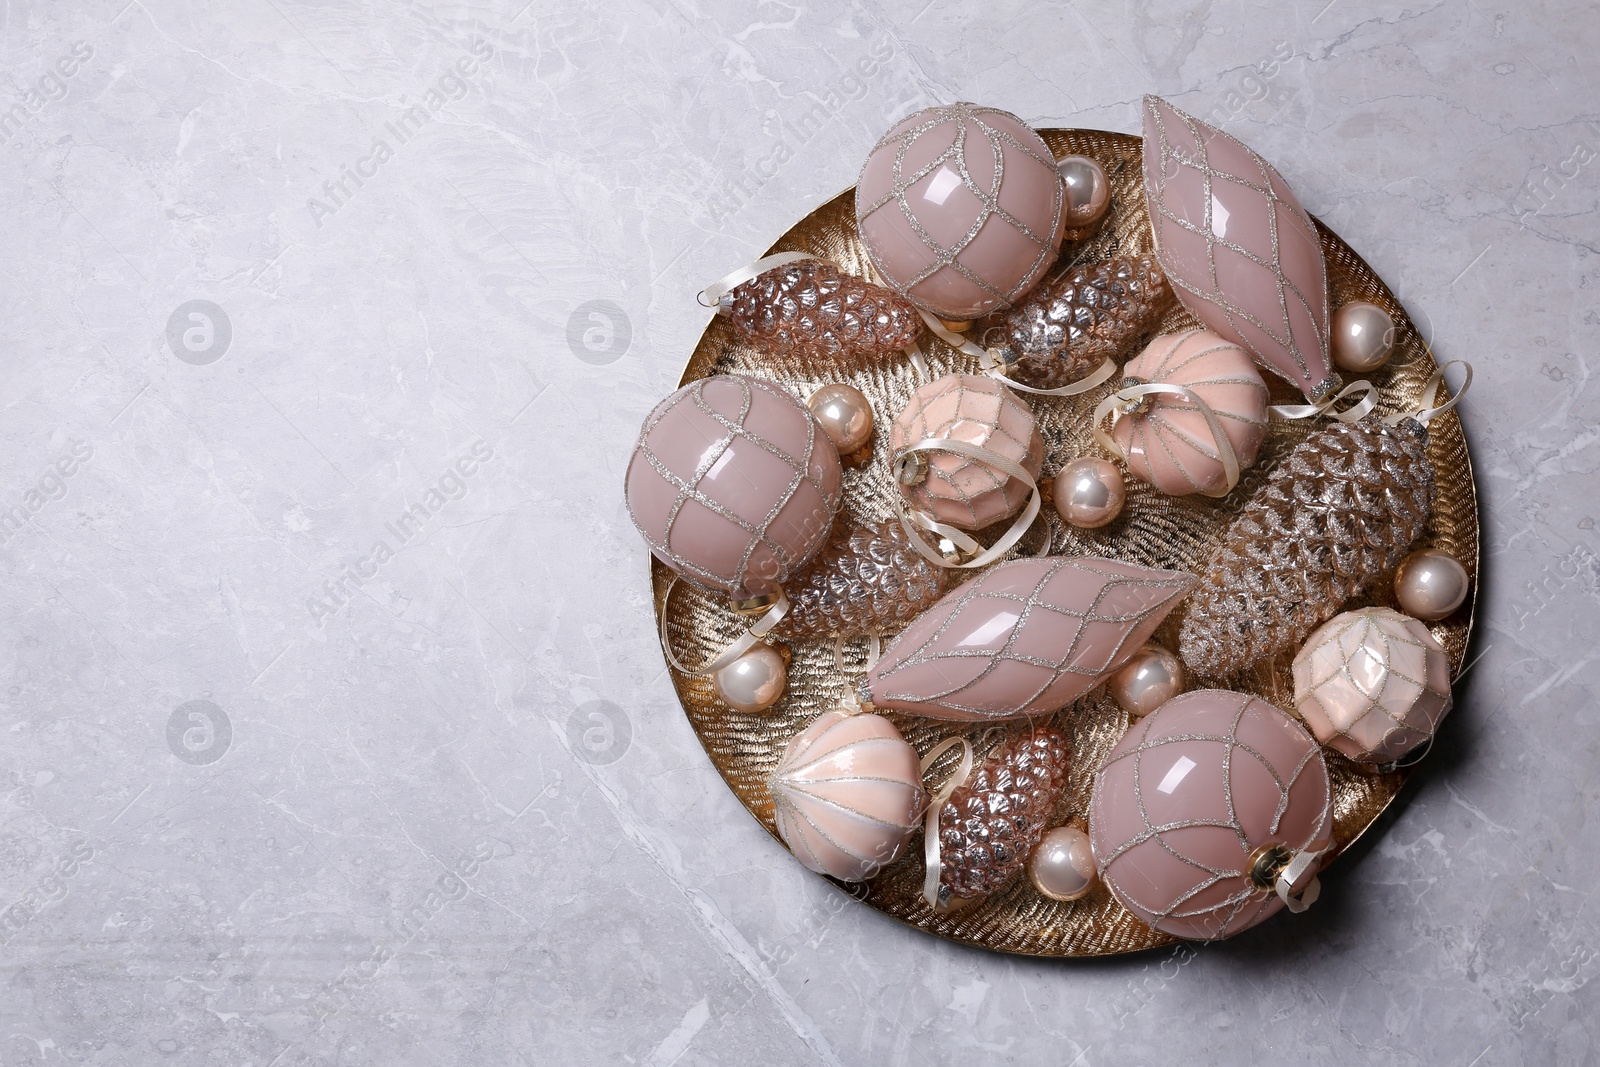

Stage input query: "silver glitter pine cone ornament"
[
  {"left": 1179, "top": 418, "right": 1434, "bottom": 677},
  {"left": 939, "top": 726, "right": 1070, "bottom": 900},
  {"left": 996, "top": 254, "right": 1172, "bottom": 390},
  {"left": 726, "top": 259, "right": 923, "bottom": 366},
  {"left": 779, "top": 521, "right": 949, "bottom": 638}
]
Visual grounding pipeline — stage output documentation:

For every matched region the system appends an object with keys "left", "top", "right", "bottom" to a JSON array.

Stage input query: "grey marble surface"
[{"left": 1, "top": 0, "right": 1596, "bottom": 1063}]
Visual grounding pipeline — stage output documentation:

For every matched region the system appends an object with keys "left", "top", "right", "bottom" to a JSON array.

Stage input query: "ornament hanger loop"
[
  {"left": 658, "top": 577, "right": 789, "bottom": 676},
  {"left": 1092, "top": 381, "right": 1241, "bottom": 498},
  {"left": 917, "top": 311, "right": 1118, "bottom": 398},
  {"left": 1387, "top": 359, "right": 1472, "bottom": 427},
  {"left": 918, "top": 736, "right": 975, "bottom": 911},
  {"left": 1269, "top": 378, "right": 1378, "bottom": 425},
  {"left": 891, "top": 436, "right": 1043, "bottom": 570},
  {"left": 697, "top": 251, "right": 817, "bottom": 309}
]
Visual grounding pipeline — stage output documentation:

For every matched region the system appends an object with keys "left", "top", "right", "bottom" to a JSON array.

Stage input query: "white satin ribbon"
[
  {"left": 891, "top": 437, "right": 1042, "bottom": 570},
  {"left": 1386, "top": 359, "right": 1472, "bottom": 427},
  {"left": 1269, "top": 378, "right": 1378, "bottom": 424},
  {"left": 657, "top": 577, "right": 790, "bottom": 676},
  {"left": 696, "top": 251, "right": 817, "bottom": 309},
  {"left": 917, "top": 311, "right": 1119, "bottom": 398},
  {"left": 1276, "top": 844, "right": 1330, "bottom": 913},
  {"left": 1091, "top": 381, "right": 1242, "bottom": 499},
  {"left": 918, "top": 736, "right": 975, "bottom": 910}
]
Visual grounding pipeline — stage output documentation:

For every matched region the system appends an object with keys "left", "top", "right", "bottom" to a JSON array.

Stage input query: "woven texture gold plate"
[{"left": 652, "top": 128, "right": 1478, "bottom": 957}]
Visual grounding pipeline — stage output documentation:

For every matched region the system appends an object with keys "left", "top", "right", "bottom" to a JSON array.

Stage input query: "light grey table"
[{"left": 2, "top": 1, "right": 1594, "bottom": 1064}]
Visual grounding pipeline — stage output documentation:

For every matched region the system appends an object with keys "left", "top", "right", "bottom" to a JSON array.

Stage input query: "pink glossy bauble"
[
  {"left": 625, "top": 375, "right": 843, "bottom": 599},
  {"left": 857, "top": 103, "right": 1066, "bottom": 321},
  {"left": 1142, "top": 96, "right": 1337, "bottom": 402},
  {"left": 1090, "top": 689, "right": 1332, "bottom": 941},
  {"left": 863, "top": 556, "right": 1195, "bottom": 722}
]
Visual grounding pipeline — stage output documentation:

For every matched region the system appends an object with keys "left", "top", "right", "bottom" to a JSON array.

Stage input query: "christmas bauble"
[
  {"left": 807, "top": 383, "right": 875, "bottom": 454},
  {"left": 625, "top": 375, "right": 843, "bottom": 599},
  {"left": 863, "top": 556, "right": 1194, "bottom": 722},
  {"left": 1107, "top": 642, "right": 1185, "bottom": 719},
  {"left": 712, "top": 642, "right": 787, "bottom": 713},
  {"left": 1056, "top": 154, "right": 1111, "bottom": 230},
  {"left": 1142, "top": 95, "right": 1338, "bottom": 402},
  {"left": 769, "top": 709, "right": 924, "bottom": 882},
  {"left": 1029, "top": 825, "right": 1096, "bottom": 902},
  {"left": 890, "top": 373, "right": 1044, "bottom": 531},
  {"left": 1090, "top": 689, "right": 1333, "bottom": 940},
  {"left": 1394, "top": 548, "right": 1470, "bottom": 621},
  {"left": 1053, "top": 457, "right": 1126, "bottom": 529},
  {"left": 727, "top": 259, "right": 923, "bottom": 367},
  {"left": 938, "top": 726, "right": 1070, "bottom": 899},
  {"left": 1330, "top": 301, "right": 1396, "bottom": 373},
  {"left": 780, "top": 521, "right": 949, "bottom": 638},
  {"left": 1111, "top": 330, "right": 1269, "bottom": 497},
  {"left": 857, "top": 103, "right": 1066, "bottom": 321},
  {"left": 1292, "top": 607, "right": 1453, "bottom": 765}
]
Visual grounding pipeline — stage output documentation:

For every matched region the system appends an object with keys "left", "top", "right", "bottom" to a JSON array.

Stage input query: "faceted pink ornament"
[
  {"left": 863, "top": 557, "right": 1195, "bottom": 722},
  {"left": 857, "top": 103, "right": 1067, "bottom": 321},
  {"left": 1112, "top": 329, "right": 1269, "bottom": 496},
  {"left": 625, "top": 375, "right": 843, "bottom": 599},
  {"left": 1292, "top": 607, "right": 1453, "bottom": 765},
  {"left": 769, "top": 709, "right": 925, "bottom": 882},
  {"left": 1090, "top": 689, "right": 1332, "bottom": 941},
  {"left": 890, "top": 373, "right": 1044, "bottom": 531},
  {"left": 1142, "top": 96, "right": 1338, "bottom": 401}
]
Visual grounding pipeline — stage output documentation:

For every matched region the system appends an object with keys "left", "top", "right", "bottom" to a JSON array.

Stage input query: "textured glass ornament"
[
  {"left": 625, "top": 375, "right": 843, "bottom": 599},
  {"left": 726, "top": 259, "right": 923, "bottom": 367},
  {"left": 857, "top": 103, "right": 1066, "bottom": 321},
  {"left": 997, "top": 254, "right": 1173, "bottom": 391},
  {"left": 780, "top": 521, "right": 950, "bottom": 638},
  {"left": 890, "top": 373, "right": 1044, "bottom": 532},
  {"left": 769, "top": 709, "right": 925, "bottom": 882},
  {"left": 1293, "top": 607, "right": 1453, "bottom": 765},
  {"left": 1090, "top": 689, "right": 1332, "bottom": 941},
  {"left": 1111, "top": 329, "right": 1269, "bottom": 496},
  {"left": 1179, "top": 419, "right": 1433, "bottom": 676},
  {"left": 863, "top": 556, "right": 1195, "bottom": 722},
  {"left": 1142, "top": 95, "right": 1338, "bottom": 401},
  {"left": 939, "top": 726, "right": 1070, "bottom": 899}
]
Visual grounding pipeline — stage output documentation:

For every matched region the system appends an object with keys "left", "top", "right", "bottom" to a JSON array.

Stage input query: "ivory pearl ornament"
[
  {"left": 1055, "top": 154, "right": 1111, "bottom": 230},
  {"left": 807, "top": 383, "right": 875, "bottom": 454},
  {"left": 712, "top": 643, "right": 787, "bottom": 713},
  {"left": 1393, "top": 548, "right": 1470, "bottom": 621},
  {"left": 1029, "top": 825, "right": 1097, "bottom": 902},
  {"left": 1330, "top": 301, "right": 1397, "bottom": 374},
  {"left": 1107, "top": 642, "right": 1185, "bottom": 719},
  {"left": 1053, "top": 457, "right": 1126, "bottom": 529}
]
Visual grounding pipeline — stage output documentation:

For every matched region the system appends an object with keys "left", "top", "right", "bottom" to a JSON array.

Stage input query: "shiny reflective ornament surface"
[
  {"left": 807, "top": 383, "right": 875, "bottom": 454},
  {"left": 1330, "top": 301, "right": 1396, "bottom": 373},
  {"left": 712, "top": 643, "right": 788, "bottom": 712},
  {"left": 1107, "top": 642, "right": 1185, "bottom": 719},
  {"left": 1394, "top": 547, "right": 1470, "bottom": 621},
  {"left": 769, "top": 709, "right": 924, "bottom": 882},
  {"left": 940, "top": 727, "right": 1070, "bottom": 899},
  {"left": 1053, "top": 457, "right": 1126, "bottom": 528},
  {"left": 864, "top": 556, "right": 1195, "bottom": 721},
  {"left": 1090, "top": 689, "right": 1332, "bottom": 940},
  {"left": 999, "top": 255, "right": 1172, "bottom": 391},
  {"left": 857, "top": 103, "right": 1066, "bottom": 320},
  {"left": 1056, "top": 154, "right": 1111, "bottom": 229},
  {"left": 1142, "top": 95, "right": 1337, "bottom": 401},
  {"left": 728, "top": 259, "right": 923, "bottom": 367},
  {"left": 780, "top": 521, "right": 949, "bottom": 638},
  {"left": 1293, "top": 607, "right": 1453, "bottom": 765},
  {"left": 1029, "top": 825, "right": 1096, "bottom": 902},
  {"left": 626, "top": 375, "right": 842, "bottom": 598}
]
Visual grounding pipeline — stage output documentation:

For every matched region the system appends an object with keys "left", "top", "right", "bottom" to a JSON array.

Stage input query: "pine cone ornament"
[
  {"left": 939, "top": 727, "right": 1070, "bottom": 900},
  {"left": 780, "top": 522, "right": 948, "bottom": 638},
  {"left": 1179, "top": 419, "right": 1434, "bottom": 676},
  {"left": 727, "top": 259, "right": 923, "bottom": 366},
  {"left": 998, "top": 255, "right": 1172, "bottom": 390}
]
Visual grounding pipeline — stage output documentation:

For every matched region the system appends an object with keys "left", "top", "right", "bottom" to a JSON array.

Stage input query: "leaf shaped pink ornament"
[
  {"left": 862, "top": 557, "right": 1195, "bottom": 722},
  {"left": 1141, "top": 95, "right": 1338, "bottom": 402}
]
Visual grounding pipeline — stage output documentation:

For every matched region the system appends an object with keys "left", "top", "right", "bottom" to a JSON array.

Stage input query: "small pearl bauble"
[
  {"left": 713, "top": 643, "right": 787, "bottom": 712},
  {"left": 1029, "top": 825, "right": 1097, "bottom": 902},
  {"left": 808, "top": 383, "right": 874, "bottom": 454},
  {"left": 1108, "top": 642, "right": 1185, "bottom": 719},
  {"left": 1053, "top": 457, "right": 1126, "bottom": 529},
  {"left": 1330, "top": 301, "right": 1396, "bottom": 373},
  {"left": 1055, "top": 155, "right": 1111, "bottom": 229},
  {"left": 1393, "top": 548, "right": 1470, "bottom": 621}
]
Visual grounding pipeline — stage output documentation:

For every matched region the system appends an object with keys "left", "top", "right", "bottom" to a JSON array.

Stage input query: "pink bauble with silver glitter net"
[
  {"left": 857, "top": 103, "right": 1067, "bottom": 321},
  {"left": 625, "top": 375, "right": 843, "bottom": 600},
  {"left": 1090, "top": 689, "right": 1332, "bottom": 941}
]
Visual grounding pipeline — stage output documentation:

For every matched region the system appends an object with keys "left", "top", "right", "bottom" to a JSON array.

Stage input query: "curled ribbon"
[
  {"left": 918, "top": 736, "right": 975, "bottom": 910},
  {"left": 891, "top": 436, "right": 1043, "bottom": 570},
  {"left": 1091, "top": 381, "right": 1241, "bottom": 499},
  {"left": 1276, "top": 843, "right": 1330, "bottom": 914},
  {"left": 696, "top": 251, "right": 817, "bottom": 309},
  {"left": 917, "top": 311, "right": 1119, "bottom": 398},
  {"left": 657, "top": 577, "right": 789, "bottom": 676},
  {"left": 1386, "top": 359, "right": 1472, "bottom": 427},
  {"left": 1269, "top": 378, "right": 1378, "bottom": 424}
]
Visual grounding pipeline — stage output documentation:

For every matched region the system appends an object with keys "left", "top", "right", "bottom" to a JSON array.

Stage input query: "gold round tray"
[{"left": 652, "top": 128, "right": 1478, "bottom": 957}]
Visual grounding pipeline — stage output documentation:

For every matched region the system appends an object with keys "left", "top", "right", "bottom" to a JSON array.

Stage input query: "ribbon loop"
[
  {"left": 890, "top": 436, "right": 1042, "bottom": 570},
  {"left": 918, "top": 736, "right": 975, "bottom": 910},
  {"left": 1388, "top": 359, "right": 1472, "bottom": 427},
  {"left": 658, "top": 577, "right": 790, "bottom": 676},
  {"left": 1270, "top": 378, "right": 1377, "bottom": 424},
  {"left": 696, "top": 252, "right": 817, "bottom": 309},
  {"left": 918, "top": 310, "right": 1119, "bottom": 398},
  {"left": 1276, "top": 844, "right": 1329, "bottom": 913},
  {"left": 1092, "top": 381, "right": 1241, "bottom": 499}
]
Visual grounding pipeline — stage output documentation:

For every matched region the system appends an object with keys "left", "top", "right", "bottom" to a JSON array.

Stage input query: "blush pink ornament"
[
  {"left": 769, "top": 709, "right": 925, "bottom": 882},
  {"left": 625, "top": 375, "right": 843, "bottom": 600},
  {"left": 862, "top": 556, "right": 1195, "bottom": 722},
  {"left": 1107, "top": 329, "right": 1269, "bottom": 497},
  {"left": 1090, "top": 689, "right": 1333, "bottom": 941},
  {"left": 857, "top": 102, "right": 1067, "bottom": 321},
  {"left": 1292, "top": 607, "right": 1453, "bottom": 765},
  {"left": 1141, "top": 95, "right": 1339, "bottom": 402},
  {"left": 890, "top": 373, "right": 1044, "bottom": 532}
]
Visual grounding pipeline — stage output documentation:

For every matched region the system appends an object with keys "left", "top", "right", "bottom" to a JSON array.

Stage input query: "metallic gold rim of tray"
[{"left": 651, "top": 128, "right": 1479, "bottom": 958}]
